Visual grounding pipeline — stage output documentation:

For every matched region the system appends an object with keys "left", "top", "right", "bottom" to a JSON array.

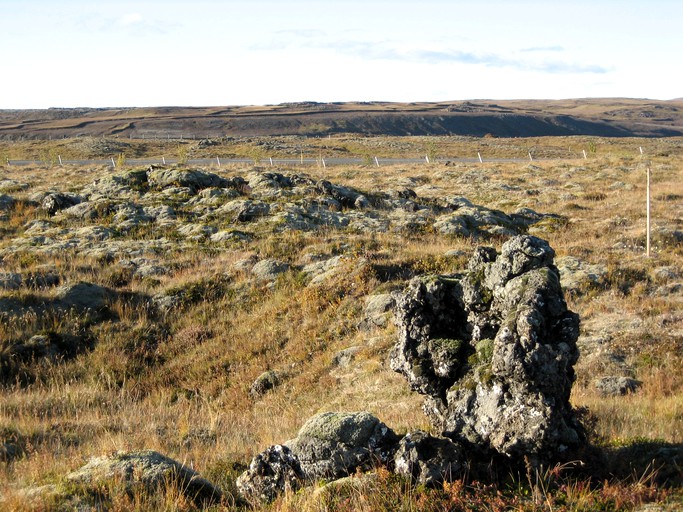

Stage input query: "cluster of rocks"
[
  {"left": 1, "top": 166, "right": 565, "bottom": 260},
  {"left": 234, "top": 235, "right": 588, "bottom": 502},
  {"left": 234, "top": 411, "right": 465, "bottom": 504}
]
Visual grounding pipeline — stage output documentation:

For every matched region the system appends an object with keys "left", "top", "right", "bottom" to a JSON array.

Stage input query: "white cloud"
[{"left": 120, "top": 12, "right": 143, "bottom": 26}]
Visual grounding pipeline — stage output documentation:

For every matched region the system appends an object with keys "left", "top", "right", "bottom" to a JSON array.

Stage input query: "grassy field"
[{"left": 0, "top": 135, "right": 681, "bottom": 510}]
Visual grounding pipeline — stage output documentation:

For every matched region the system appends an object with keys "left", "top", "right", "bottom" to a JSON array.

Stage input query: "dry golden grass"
[{"left": 0, "top": 135, "right": 682, "bottom": 510}]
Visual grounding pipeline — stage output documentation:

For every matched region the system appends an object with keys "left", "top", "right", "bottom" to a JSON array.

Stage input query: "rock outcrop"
[{"left": 391, "top": 235, "right": 583, "bottom": 465}]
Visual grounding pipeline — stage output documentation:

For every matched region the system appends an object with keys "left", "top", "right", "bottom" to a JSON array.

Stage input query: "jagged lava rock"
[
  {"left": 391, "top": 235, "right": 583, "bottom": 465},
  {"left": 236, "top": 445, "right": 304, "bottom": 503},
  {"left": 393, "top": 430, "right": 466, "bottom": 485}
]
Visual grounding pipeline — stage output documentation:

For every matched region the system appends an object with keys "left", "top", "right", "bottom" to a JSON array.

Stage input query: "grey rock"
[
  {"left": 41, "top": 193, "right": 81, "bottom": 215},
  {"left": 1, "top": 441, "right": 24, "bottom": 462},
  {"left": 145, "top": 204, "right": 177, "bottom": 226},
  {"left": 23, "top": 219, "right": 54, "bottom": 234},
  {"left": 391, "top": 235, "right": 582, "bottom": 465},
  {"left": 302, "top": 255, "right": 345, "bottom": 285},
  {"left": 247, "top": 171, "right": 295, "bottom": 195},
  {"left": 595, "top": 376, "right": 642, "bottom": 396},
  {"left": 220, "top": 199, "right": 271, "bottom": 222},
  {"left": 653, "top": 266, "right": 679, "bottom": 281},
  {"left": 251, "top": 259, "right": 289, "bottom": 281},
  {"left": 236, "top": 444, "right": 304, "bottom": 503},
  {"left": 332, "top": 346, "right": 362, "bottom": 367},
  {"left": 393, "top": 431, "right": 465, "bottom": 485},
  {"left": 59, "top": 200, "right": 112, "bottom": 221},
  {"left": 152, "top": 293, "right": 179, "bottom": 314},
  {"left": 0, "top": 193, "right": 15, "bottom": 210},
  {"left": 113, "top": 203, "right": 153, "bottom": 228},
  {"left": 56, "top": 282, "right": 109, "bottom": 312},
  {"left": 433, "top": 214, "right": 471, "bottom": 236},
  {"left": 654, "top": 283, "right": 683, "bottom": 296},
  {"left": 250, "top": 370, "right": 280, "bottom": 398},
  {"left": 82, "top": 169, "right": 148, "bottom": 198},
  {"left": 24, "top": 270, "right": 60, "bottom": 289},
  {"left": 210, "top": 230, "right": 251, "bottom": 243},
  {"left": 69, "top": 226, "right": 114, "bottom": 242},
  {"left": 360, "top": 293, "right": 396, "bottom": 330},
  {"left": 147, "top": 167, "right": 229, "bottom": 191},
  {"left": 287, "top": 411, "right": 399, "bottom": 480},
  {"left": 0, "top": 272, "right": 22, "bottom": 290},
  {"left": 0, "top": 179, "right": 29, "bottom": 192},
  {"left": 66, "top": 450, "right": 221, "bottom": 505},
  {"left": 316, "top": 180, "right": 363, "bottom": 208},
  {"left": 354, "top": 195, "right": 370, "bottom": 209},
  {"left": 556, "top": 256, "right": 608, "bottom": 293},
  {"left": 177, "top": 223, "right": 217, "bottom": 239}
]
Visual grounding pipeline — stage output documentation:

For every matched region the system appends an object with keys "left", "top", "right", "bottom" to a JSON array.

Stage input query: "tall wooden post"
[{"left": 646, "top": 167, "right": 651, "bottom": 258}]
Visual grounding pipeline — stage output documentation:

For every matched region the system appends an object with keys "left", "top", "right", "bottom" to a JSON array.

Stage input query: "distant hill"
[{"left": 1, "top": 98, "right": 682, "bottom": 139}]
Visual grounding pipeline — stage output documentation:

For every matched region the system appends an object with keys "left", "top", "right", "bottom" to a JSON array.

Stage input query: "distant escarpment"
[{"left": 1, "top": 98, "right": 682, "bottom": 139}]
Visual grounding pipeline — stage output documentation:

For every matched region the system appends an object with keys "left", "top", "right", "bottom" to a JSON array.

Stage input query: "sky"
[{"left": 1, "top": 0, "right": 681, "bottom": 108}]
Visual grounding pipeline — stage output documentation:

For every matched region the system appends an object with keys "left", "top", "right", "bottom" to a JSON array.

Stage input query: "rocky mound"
[
  {"left": 235, "top": 235, "right": 587, "bottom": 503},
  {"left": 2, "top": 167, "right": 564, "bottom": 262}
]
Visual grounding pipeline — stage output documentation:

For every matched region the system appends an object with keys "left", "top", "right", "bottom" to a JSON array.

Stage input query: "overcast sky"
[{"left": 1, "top": 0, "right": 681, "bottom": 108}]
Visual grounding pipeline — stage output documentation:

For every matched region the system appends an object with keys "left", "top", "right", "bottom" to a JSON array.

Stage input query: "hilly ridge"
[{"left": 1, "top": 98, "right": 682, "bottom": 139}]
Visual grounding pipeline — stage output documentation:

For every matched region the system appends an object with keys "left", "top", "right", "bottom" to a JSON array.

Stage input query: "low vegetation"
[{"left": 0, "top": 135, "right": 681, "bottom": 510}]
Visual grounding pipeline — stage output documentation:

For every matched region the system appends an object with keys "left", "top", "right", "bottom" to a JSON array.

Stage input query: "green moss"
[
  {"left": 430, "top": 338, "right": 464, "bottom": 354},
  {"left": 476, "top": 338, "right": 494, "bottom": 363}
]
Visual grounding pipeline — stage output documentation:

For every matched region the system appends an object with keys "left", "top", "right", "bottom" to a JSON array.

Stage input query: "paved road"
[{"left": 5, "top": 156, "right": 557, "bottom": 167}]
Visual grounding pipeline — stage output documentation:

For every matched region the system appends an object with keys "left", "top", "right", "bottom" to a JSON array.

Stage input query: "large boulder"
[
  {"left": 66, "top": 450, "right": 222, "bottom": 506},
  {"left": 286, "top": 411, "right": 399, "bottom": 481},
  {"left": 391, "top": 235, "right": 583, "bottom": 466}
]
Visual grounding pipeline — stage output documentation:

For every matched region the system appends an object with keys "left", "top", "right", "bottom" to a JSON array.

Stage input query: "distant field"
[{"left": 1, "top": 98, "right": 682, "bottom": 140}]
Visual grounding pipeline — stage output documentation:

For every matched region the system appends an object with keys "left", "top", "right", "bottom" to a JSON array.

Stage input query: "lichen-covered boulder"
[
  {"left": 391, "top": 235, "right": 583, "bottom": 466},
  {"left": 146, "top": 167, "right": 230, "bottom": 192},
  {"left": 393, "top": 431, "right": 466, "bottom": 485},
  {"left": 251, "top": 259, "right": 289, "bottom": 281},
  {"left": 66, "top": 450, "right": 222, "bottom": 506},
  {"left": 250, "top": 370, "right": 280, "bottom": 399},
  {"left": 287, "top": 411, "right": 399, "bottom": 480},
  {"left": 595, "top": 376, "right": 642, "bottom": 396},
  {"left": 236, "top": 445, "right": 303, "bottom": 503},
  {"left": 55, "top": 282, "right": 110, "bottom": 312}
]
